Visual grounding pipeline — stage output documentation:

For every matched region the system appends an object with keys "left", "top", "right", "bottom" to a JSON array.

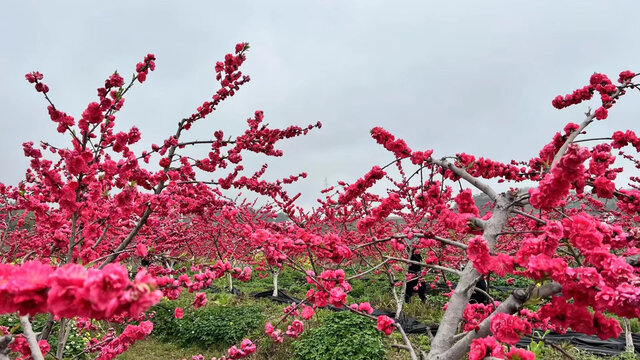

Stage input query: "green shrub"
[
  {"left": 152, "top": 300, "right": 264, "bottom": 349},
  {"left": 293, "top": 311, "right": 385, "bottom": 360}
]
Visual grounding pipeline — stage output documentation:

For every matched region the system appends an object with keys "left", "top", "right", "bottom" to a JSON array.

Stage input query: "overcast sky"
[{"left": 1, "top": 1, "right": 639, "bottom": 208}]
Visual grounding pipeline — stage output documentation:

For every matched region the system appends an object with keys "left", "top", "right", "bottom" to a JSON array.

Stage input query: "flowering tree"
[
  {"left": 3, "top": 41, "right": 640, "bottom": 360},
  {"left": 0, "top": 43, "right": 319, "bottom": 359},
  {"left": 276, "top": 70, "right": 640, "bottom": 360}
]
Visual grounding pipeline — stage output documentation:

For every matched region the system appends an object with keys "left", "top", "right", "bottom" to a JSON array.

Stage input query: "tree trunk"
[
  {"left": 38, "top": 313, "right": 55, "bottom": 341},
  {"left": 395, "top": 262, "right": 409, "bottom": 318},
  {"left": 56, "top": 318, "right": 72, "bottom": 360},
  {"left": 624, "top": 318, "right": 634, "bottom": 353},
  {"left": 19, "top": 316, "right": 44, "bottom": 360},
  {"left": 0, "top": 334, "right": 12, "bottom": 360},
  {"left": 272, "top": 269, "right": 279, "bottom": 297}
]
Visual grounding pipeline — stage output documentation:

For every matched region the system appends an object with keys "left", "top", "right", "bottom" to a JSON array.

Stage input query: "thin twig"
[{"left": 384, "top": 256, "right": 462, "bottom": 276}]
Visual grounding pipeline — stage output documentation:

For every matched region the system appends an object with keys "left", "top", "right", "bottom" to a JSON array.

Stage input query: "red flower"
[
  {"left": 328, "top": 287, "right": 347, "bottom": 307},
  {"left": 11, "top": 261, "right": 53, "bottom": 316},
  {"left": 467, "top": 236, "right": 491, "bottom": 275},
  {"left": 490, "top": 313, "right": 531, "bottom": 345},
  {"left": 25, "top": 71, "right": 44, "bottom": 83},
  {"left": 468, "top": 336, "right": 504, "bottom": 360},
  {"left": 81, "top": 264, "right": 129, "bottom": 316},
  {"left": 376, "top": 315, "right": 395, "bottom": 335},
  {"left": 358, "top": 302, "right": 374, "bottom": 314},
  {"left": 174, "top": 307, "right": 184, "bottom": 319},
  {"left": 594, "top": 106, "right": 608, "bottom": 120},
  {"left": 47, "top": 264, "right": 88, "bottom": 318},
  {"left": 193, "top": 292, "right": 207, "bottom": 309},
  {"left": 506, "top": 348, "right": 535, "bottom": 360},
  {"left": 135, "top": 243, "right": 148, "bottom": 257},
  {"left": 618, "top": 70, "right": 635, "bottom": 84},
  {"left": 301, "top": 306, "right": 314, "bottom": 319}
]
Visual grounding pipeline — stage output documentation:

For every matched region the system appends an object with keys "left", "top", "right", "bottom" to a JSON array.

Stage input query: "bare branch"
[
  {"left": 395, "top": 323, "right": 418, "bottom": 360},
  {"left": 346, "top": 259, "right": 390, "bottom": 281},
  {"left": 352, "top": 233, "right": 467, "bottom": 251},
  {"left": 511, "top": 209, "right": 547, "bottom": 225},
  {"left": 430, "top": 158, "right": 498, "bottom": 201},
  {"left": 384, "top": 256, "right": 462, "bottom": 276}
]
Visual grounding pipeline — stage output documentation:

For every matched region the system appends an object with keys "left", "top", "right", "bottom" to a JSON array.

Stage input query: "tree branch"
[
  {"left": 384, "top": 256, "right": 462, "bottom": 276},
  {"left": 19, "top": 316, "right": 44, "bottom": 360},
  {"left": 551, "top": 113, "right": 595, "bottom": 168},
  {"left": 430, "top": 158, "right": 498, "bottom": 201},
  {"left": 352, "top": 233, "right": 467, "bottom": 251},
  {"left": 395, "top": 323, "right": 418, "bottom": 360}
]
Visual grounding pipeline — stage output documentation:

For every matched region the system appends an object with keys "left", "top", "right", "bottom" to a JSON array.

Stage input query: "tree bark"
[
  {"left": 38, "top": 313, "right": 55, "bottom": 342},
  {"left": 19, "top": 316, "right": 44, "bottom": 360},
  {"left": 56, "top": 318, "right": 72, "bottom": 360},
  {"left": 624, "top": 318, "right": 634, "bottom": 353},
  {"left": 272, "top": 269, "right": 279, "bottom": 297},
  {"left": 0, "top": 334, "right": 12, "bottom": 360}
]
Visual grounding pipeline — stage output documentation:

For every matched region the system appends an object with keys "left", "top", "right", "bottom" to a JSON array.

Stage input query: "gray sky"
[{"left": 2, "top": 1, "right": 640, "bottom": 208}]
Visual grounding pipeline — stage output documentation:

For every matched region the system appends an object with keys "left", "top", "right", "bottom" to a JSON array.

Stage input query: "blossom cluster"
[
  {"left": 612, "top": 129, "right": 640, "bottom": 153},
  {"left": 457, "top": 153, "right": 531, "bottom": 182},
  {"left": 467, "top": 237, "right": 514, "bottom": 277},
  {"left": 469, "top": 336, "right": 535, "bottom": 360},
  {"left": 370, "top": 127, "right": 412, "bottom": 159},
  {"left": 0, "top": 262, "right": 161, "bottom": 319},
  {"left": 529, "top": 144, "right": 590, "bottom": 210},
  {"left": 357, "top": 192, "right": 402, "bottom": 233},
  {"left": 154, "top": 260, "right": 252, "bottom": 300},
  {"left": 25, "top": 71, "right": 49, "bottom": 93},
  {"left": 89, "top": 321, "right": 154, "bottom": 360},
  {"left": 489, "top": 313, "right": 532, "bottom": 345},
  {"left": 462, "top": 302, "right": 494, "bottom": 332},
  {"left": 338, "top": 165, "right": 386, "bottom": 204},
  {"left": 305, "top": 269, "right": 352, "bottom": 308},
  {"left": 551, "top": 71, "right": 635, "bottom": 120},
  {"left": 376, "top": 315, "right": 395, "bottom": 335},
  {"left": 135, "top": 53, "right": 156, "bottom": 83},
  {"left": 188, "top": 338, "right": 256, "bottom": 360},
  {"left": 190, "top": 43, "right": 250, "bottom": 122},
  {"left": 188, "top": 339, "right": 257, "bottom": 360}
]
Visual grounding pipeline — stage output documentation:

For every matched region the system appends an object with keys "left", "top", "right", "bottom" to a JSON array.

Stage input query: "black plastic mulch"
[{"left": 517, "top": 331, "right": 640, "bottom": 356}]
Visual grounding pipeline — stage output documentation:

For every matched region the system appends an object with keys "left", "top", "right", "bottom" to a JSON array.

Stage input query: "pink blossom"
[
  {"left": 193, "top": 292, "right": 207, "bottom": 309},
  {"left": 174, "top": 307, "right": 184, "bottom": 319},
  {"left": 376, "top": 315, "right": 394, "bottom": 335},
  {"left": 301, "top": 306, "right": 314, "bottom": 319}
]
